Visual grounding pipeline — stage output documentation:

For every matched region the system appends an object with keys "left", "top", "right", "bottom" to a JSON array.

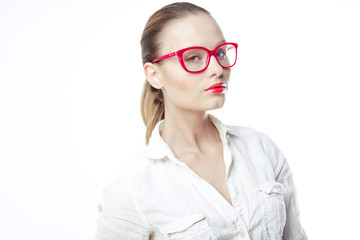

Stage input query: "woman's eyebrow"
[{"left": 216, "top": 40, "right": 227, "bottom": 46}]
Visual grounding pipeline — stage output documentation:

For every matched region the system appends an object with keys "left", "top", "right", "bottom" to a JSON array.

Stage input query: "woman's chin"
[{"left": 206, "top": 98, "right": 226, "bottom": 110}]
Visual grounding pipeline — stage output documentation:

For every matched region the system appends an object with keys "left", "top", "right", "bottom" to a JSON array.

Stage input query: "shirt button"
[{"left": 239, "top": 229, "right": 245, "bottom": 238}]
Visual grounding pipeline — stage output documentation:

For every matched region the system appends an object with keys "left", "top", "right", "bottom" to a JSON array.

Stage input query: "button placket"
[
  {"left": 238, "top": 229, "right": 245, "bottom": 237},
  {"left": 236, "top": 221, "right": 250, "bottom": 240}
]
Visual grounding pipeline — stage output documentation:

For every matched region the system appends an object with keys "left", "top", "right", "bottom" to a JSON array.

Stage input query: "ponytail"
[{"left": 140, "top": 81, "right": 164, "bottom": 144}]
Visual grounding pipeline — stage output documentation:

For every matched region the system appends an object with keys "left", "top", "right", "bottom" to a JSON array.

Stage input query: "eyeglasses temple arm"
[{"left": 151, "top": 52, "right": 176, "bottom": 63}]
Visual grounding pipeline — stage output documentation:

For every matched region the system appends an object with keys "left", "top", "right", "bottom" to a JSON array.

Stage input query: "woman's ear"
[{"left": 144, "top": 62, "right": 163, "bottom": 89}]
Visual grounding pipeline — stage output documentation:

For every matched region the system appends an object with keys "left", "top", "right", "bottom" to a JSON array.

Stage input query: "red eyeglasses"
[{"left": 151, "top": 42, "right": 238, "bottom": 73}]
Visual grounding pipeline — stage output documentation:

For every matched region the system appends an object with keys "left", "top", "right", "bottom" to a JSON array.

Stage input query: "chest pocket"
[
  {"left": 159, "top": 213, "right": 217, "bottom": 240},
  {"left": 257, "top": 182, "right": 287, "bottom": 240}
]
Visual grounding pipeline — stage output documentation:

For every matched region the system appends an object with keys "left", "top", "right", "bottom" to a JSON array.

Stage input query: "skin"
[{"left": 144, "top": 13, "right": 233, "bottom": 205}]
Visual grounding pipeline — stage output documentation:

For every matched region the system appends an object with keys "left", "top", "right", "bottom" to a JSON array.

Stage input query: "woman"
[{"left": 95, "top": 2, "right": 307, "bottom": 240}]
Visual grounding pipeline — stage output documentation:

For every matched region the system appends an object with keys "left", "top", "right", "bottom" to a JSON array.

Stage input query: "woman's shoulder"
[
  {"left": 226, "top": 124, "right": 282, "bottom": 154},
  {"left": 227, "top": 124, "right": 261, "bottom": 136},
  {"left": 210, "top": 115, "right": 280, "bottom": 152},
  {"left": 226, "top": 124, "right": 270, "bottom": 142}
]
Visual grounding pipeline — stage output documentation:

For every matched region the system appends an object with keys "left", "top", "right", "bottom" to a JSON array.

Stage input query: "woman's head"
[{"left": 140, "top": 2, "right": 236, "bottom": 144}]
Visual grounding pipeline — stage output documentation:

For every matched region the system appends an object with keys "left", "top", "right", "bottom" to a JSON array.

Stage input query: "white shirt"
[{"left": 95, "top": 115, "right": 307, "bottom": 240}]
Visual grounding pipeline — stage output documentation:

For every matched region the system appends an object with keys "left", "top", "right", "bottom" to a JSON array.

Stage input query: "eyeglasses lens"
[
  {"left": 217, "top": 44, "right": 236, "bottom": 68},
  {"left": 182, "top": 49, "right": 208, "bottom": 72}
]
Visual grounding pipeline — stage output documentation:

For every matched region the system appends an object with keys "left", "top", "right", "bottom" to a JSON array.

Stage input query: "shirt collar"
[
  {"left": 146, "top": 120, "right": 175, "bottom": 160},
  {"left": 208, "top": 114, "right": 239, "bottom": 138},
  {"left": 146, "top": 114, "right": 238, "bottom": 160}
]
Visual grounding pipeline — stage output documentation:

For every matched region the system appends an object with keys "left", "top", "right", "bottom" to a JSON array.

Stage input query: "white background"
[{"left": 1, "top": 0, "right": 359, "bottom": 239}]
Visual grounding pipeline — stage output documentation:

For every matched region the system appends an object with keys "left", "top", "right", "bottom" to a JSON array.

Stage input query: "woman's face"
[{"left": 148, "top": 13, "right": 231, "bottom": 113}]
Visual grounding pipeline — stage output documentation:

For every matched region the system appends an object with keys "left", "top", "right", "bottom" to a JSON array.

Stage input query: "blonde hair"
[
  {"left": 140, "top": 2, "right": 210, "bottom": 144},
  {"left": 140, "top": 81, "right": 165, "bottom": 144}
]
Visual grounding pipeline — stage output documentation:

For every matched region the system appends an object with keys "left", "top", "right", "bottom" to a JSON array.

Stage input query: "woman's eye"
[
  {"left": 217, "top": 51, "right": 226, "bottom": 58},
  {"left": 187, "top": 56, "right": 200, "bottom": 62}
]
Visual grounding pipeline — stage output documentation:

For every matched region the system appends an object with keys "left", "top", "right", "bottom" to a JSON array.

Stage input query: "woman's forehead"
[{"left": 158, "top": 14, "right": 225, "bottom": 53}]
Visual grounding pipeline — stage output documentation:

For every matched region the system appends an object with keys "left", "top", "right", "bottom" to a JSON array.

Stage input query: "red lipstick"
[{"left": 205, "top": 82, "right": 226, "bottom": 94}]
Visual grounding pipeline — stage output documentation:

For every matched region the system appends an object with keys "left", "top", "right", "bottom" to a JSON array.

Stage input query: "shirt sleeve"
[
  {"left": 259, "top": 132, "right": 308, "bottom": 240},
  {"left": 95, "top": 175, "right": 150, "bottom": 240}
]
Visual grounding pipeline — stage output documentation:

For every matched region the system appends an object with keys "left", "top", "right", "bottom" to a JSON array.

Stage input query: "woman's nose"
[{"left": 207, "top": 55, "right": 223, "bottom": 77}]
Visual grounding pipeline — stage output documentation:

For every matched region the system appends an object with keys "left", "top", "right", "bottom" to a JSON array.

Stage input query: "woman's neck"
[{"left": 160, "top": 107, "right": 219, "bottom": 157}]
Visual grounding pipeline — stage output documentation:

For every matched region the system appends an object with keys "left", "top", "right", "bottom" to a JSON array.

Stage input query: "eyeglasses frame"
[{"left": 151, "top": 42, "right": 238, "bottom": 73}]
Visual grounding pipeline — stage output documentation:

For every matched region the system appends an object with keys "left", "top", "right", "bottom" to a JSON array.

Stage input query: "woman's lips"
[{"left": 205, "top": 82, "right": 226, "bottom": 93}]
